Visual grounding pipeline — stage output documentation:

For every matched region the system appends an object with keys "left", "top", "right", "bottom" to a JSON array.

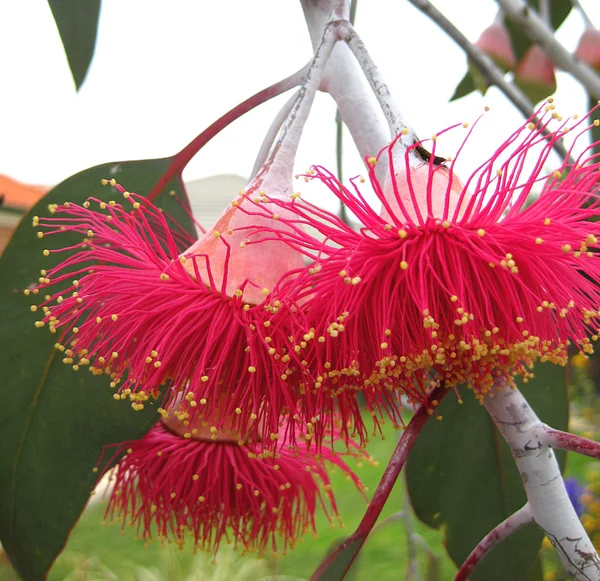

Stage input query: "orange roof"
[{"left": 0, "top": 174, "right": 49, "bottom": 210}]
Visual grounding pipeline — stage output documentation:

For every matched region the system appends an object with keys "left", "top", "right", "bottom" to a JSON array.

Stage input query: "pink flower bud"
[
  {"left": 575, "top": 28, "right": 600, "bottom": 72},
  {"left": 475, "top": 21, "right": 516, "bottom": 71},
  {"left": 515, "top": 45, "right": 557, "bottom": 104}
]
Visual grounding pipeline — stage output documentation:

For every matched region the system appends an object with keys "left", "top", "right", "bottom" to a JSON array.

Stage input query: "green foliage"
[
  {"left": 406, "top": 364, "right": 568, "bottom": 581},
  {"left": 504, "top": 0, "right": 572, "bottom": 63},
  {"left": 0, "top": 158, "right": 194, "bottom": 581},
  {"left": 47, "top": 0, "right": 101, "bottom": 90},
  {"left": 451, "top": 0, "right": 573, "bottom": 103},
  {"left": 450, "top": 71, "right": 477, "bottom": 102}
]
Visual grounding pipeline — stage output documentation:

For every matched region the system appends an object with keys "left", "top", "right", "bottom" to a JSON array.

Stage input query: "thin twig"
[
  {"left": 454, "top": 504, "right": 533, "bottom": 581},
  {"left": 335, "top": 0, "right": 358, "bottom": 224},
  {"left": 544, "top": 428, "right": 600, "bottom": 460},
  {"left": 147, "top": 64, "right": 309, "bottom": 201},
  {"left": 572, "top": 0, "right": 594, "bottom": 28},
  {"left": 310, "top": 385, "right": 449, "bottom": 580},
  {"left": 498, "top": 0, "right": 600, "bottom": 99},
  {"left": 407, "top": 0, "right": 572, "bottom": 163}
]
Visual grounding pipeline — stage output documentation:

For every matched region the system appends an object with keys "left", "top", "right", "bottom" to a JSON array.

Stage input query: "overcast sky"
[{"left": 1, "top": 0, "right": 600, "bottom": 201}]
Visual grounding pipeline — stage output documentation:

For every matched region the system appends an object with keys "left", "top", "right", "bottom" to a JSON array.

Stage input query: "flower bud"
[
  {"left": 514, "top": 45, "right": 557, "bottom": 104},
  {"left": 475, "top": 20, "right": 516, "bottom": 71},
  {"left": 575, "top": 28, "right": 600, "bottom": 72}
]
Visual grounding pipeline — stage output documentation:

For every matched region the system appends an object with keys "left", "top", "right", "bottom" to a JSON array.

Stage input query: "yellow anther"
[
  {"left": 398, "top": 229, "right": 407, "bottom": 239},
  {"left": 37, "top": 232, "right": 44, "bottom": 239},
  {"left": 562, "top": 244, "right": 571, "bottom": 253},
  {"left": 544, "top": 218, "right": 551, "bottom": 226},
  {"left": 477, "top": 228, "right": 485, "bottom": 237},
  {"left": 43, "top": 249, "right": 50, "bottom": 256},
  {"left": 535, "top": 237, "right": 543, "bottom": 245},
  {"left": 367, "top": 156, "right": 377, "bottom": 166},
  {"left": 248, "top": 366, "right": 257, "bottom": 373},
  {"left": 400, "top": 261, "right": 408, "bottom": 270},
  {"left": 160, "top": 273, "right": 169, "bottom": 280},
  {"left": 111, "top": 314, "right": 118, "bottom": 321}
]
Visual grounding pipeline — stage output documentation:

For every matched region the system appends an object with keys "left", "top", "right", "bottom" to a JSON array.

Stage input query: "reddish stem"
[
  {"left": 454, "top": 504, "right": 532, "bottom": 581},
  {"left": 545, "top": 428, "right": 600, "bottom": 460},
  {"left": 310, "top": 385, "right": 449, "bottom": 581},
  {"left": 147, "top": 65, "right": 308, "bottom": 202}
]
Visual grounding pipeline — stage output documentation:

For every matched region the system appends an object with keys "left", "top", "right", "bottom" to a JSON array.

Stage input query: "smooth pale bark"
[{"left": 484, "top": 381, "right": 600, "bottom": 580}]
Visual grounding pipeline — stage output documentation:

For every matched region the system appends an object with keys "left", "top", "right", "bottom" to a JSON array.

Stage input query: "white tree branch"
[
  {"left": 497, "top": 0, "right": 600, "bottom": 99},
  {"left": 484, "top": 381, "right": 600, "bottom": 580},
  {"left": 300, "top": 0, "right": 390, "bottom": 160}
]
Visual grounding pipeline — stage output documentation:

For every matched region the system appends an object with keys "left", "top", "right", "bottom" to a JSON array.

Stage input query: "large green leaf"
[
  {"left": 47, "top": 0, "right": 101, "bottom": 90},
  {"left": 505, "top": 0, "right": 573, "bottom": 63},
  {"left": 406, "top": 363, "right": 568, "bottom": 581},
  {"left": 0, "top": 158, "right": 195, "bottom": 581}
]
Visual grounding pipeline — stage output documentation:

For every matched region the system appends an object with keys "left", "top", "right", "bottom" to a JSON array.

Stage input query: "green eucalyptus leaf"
[
  {"left": 450, "top": 71, "right": 477, "bottom": 102},
  {"left": 0, "top": 157, "right": 194, "bottom": 581},
  {"left": 47, "top": 0, "right": 101, "bottom": 90}
]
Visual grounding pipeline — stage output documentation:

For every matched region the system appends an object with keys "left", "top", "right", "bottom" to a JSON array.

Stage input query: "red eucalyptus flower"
[
  {"left": 243, "top": 103, "right": 600, "bottom": 405},
  {"left": 30, "top": 182, "right": 343, "bottom": 449},
  {"left": 97, "top": 417, "right": 366, "bottom": 556}
]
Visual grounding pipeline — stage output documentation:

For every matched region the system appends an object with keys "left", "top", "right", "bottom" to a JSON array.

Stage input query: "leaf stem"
[
  {"left": 146, "top": 64, "right": 309, "bottom": 202},
  {"left": 454, "top": 503, "right": 533, "bottom": 581},
  {"left": 544, "top": 428, "right": 600, "bottom": 460},
  {"left": 310, "top": 385, "right": 449, "bottom": 581}
]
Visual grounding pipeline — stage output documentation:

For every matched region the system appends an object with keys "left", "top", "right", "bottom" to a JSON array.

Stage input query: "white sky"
[{"left": 1, "top": 0, "right": 600, "bottom": 197}]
